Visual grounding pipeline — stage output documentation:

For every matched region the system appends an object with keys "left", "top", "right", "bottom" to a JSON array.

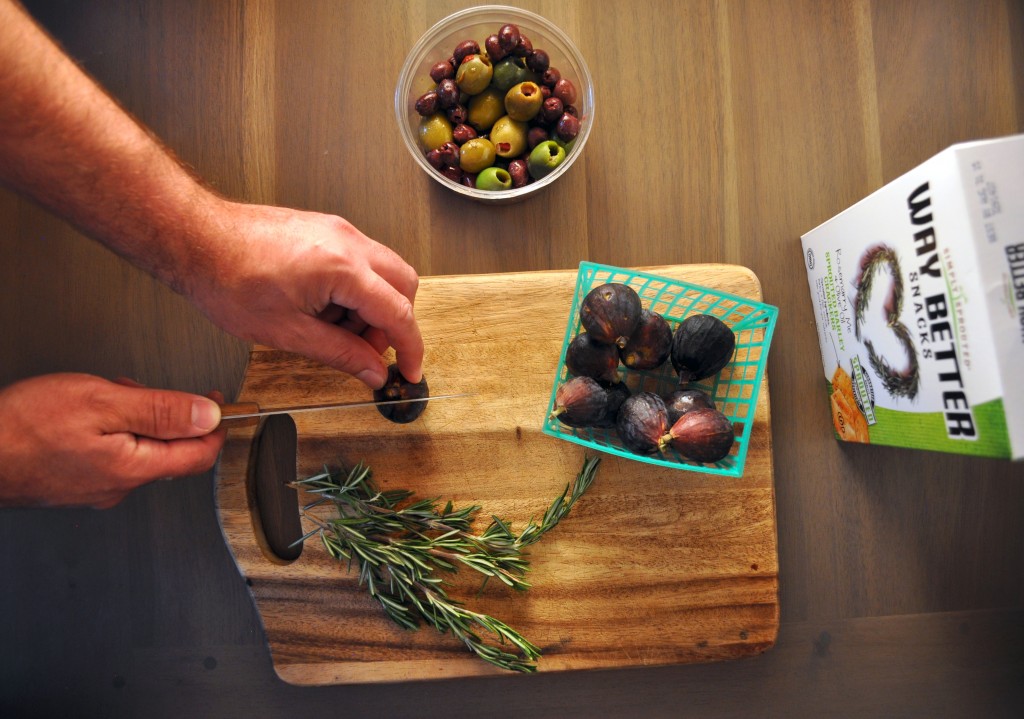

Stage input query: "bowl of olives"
[
  {"left": 542, "top": 263, "right": 780, "bottom": 478},
  {"left": 395, "top": 5, "right": 594, "bottom": 204}
]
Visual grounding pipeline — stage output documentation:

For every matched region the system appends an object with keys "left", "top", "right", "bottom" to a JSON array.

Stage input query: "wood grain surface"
[
  {"left": 216, "top": 265, "right": 777, "bottom": 683},
  {"left": 1, "top": 0, "right": 1023, "bottom": 716}
]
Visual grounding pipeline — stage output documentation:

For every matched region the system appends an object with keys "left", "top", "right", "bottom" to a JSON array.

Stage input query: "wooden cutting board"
[{"left": 215, "top": 264, "right": 778, "bottom": 685}]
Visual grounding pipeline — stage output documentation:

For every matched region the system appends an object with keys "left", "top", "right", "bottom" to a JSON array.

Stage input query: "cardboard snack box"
[{"left": 801, "top": 134, "right": 1024, "bottom": 459}]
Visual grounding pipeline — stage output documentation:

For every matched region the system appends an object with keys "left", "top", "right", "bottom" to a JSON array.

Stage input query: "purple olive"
[
  {"left": 485, "top": 34, "right": 507, "bottom": 62},
  {"left": 508, "top": 158, "right": 529, "bottom": 188},
  {"left": 555, "top": 113, "right": 581, "bottom": 142},
  {"left": 430, "top": 60, "right": 454, "bottom": 83},
  {"left": 512, "top": 34, "right": 533, "bottom": 57},
  {"left": 541, "top": 67, "right": 561, "bottom": 88},
  {"left": 453, "top": 40, "right": 480, "bottom": 66},
  {"left": 441, "top": 165, "right": 463, "bottom": 183},
  {"left": 425, "top": 148, "right": 444, "bottom": 170},
  {"left": 498, "top": 24, "right": 521, "bottom": 53},
  {"left": 526, "top": 48, "right": 550, "bottom": 74},
  {"left": 540, "top": 96, "right": 563, "bottom": 124},
  {"left": 415, "top": 90, "right": 439, "bottom": 116},
  {"left": 452, "top": 123, "right": 477, "bottom": 145},
  {"left": 446, "top": 103, "right": 468, "bottom": 125},
  {"left": 527, "top": 126, "right": 549, "bottom": 150},
  {"left": 437, "top": 78, "right": 459, "bottom": 108},
  {"left": 437, "top": 141, "right": 460, "bottom": 168},
  {"left": 553, "top": 78, "right": 577, "bottom": 106}
]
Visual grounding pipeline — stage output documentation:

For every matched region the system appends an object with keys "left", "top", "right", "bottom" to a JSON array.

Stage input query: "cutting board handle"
[{"left": 247, "top": 413, "right": 303, "bottom": 563}]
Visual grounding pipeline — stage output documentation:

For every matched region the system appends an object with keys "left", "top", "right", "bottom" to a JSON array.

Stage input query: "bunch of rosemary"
[{"left": 292, "top": 455, "right": 600, "bottom": 673}]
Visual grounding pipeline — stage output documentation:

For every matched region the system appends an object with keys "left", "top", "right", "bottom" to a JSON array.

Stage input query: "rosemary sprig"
[{"left": 292, "top": 455, "right": 600, "bottom": 672}]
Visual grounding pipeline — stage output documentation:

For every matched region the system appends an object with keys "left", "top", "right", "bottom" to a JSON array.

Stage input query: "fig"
[
  {"left": 373, "top": 364, "right": 429, "bottom": 424},
  {"left": 619, "top": 309, "right": 672, "bottom": 370},
  {"left": 551, "top": 376, "right": 608, "bottom": 428},
  {"left": 566, "top": 331, "right": 620, "bottom": 384},
  {"left": 580, "top": 283, "right": 642, "bottom": 348},
  {"left": 615, "top": 392, "right": 669, "bottom": 454},
  {"left": 594, "top": 380, "right": 631, "bottom": 428},
  {"left": 664, "top": 388, "right": 714, "bottom": 425},
  {"left": 670, "top": 314, "right": 736, "bottom": 384},
  {"left": 659, "top": 407, "right": 735, "bottom": 463}
]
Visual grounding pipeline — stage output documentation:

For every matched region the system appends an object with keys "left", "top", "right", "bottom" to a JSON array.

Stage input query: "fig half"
[
  {"left": 670, "top": 314, "right": 736, "bottom": 384},
  {"left": 580, "top": 283, "right": 642, "bottom": 348},
  {"left": 659, "top": 407, "right": 735, "bottom": 463},
  {"left": 373, "top": 364, "right": 429, "bottom": 423}
]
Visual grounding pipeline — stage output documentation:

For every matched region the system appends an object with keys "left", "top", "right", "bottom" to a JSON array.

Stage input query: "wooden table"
[{"left": 1, "top": 0, "right": 1022, "bottom": 716}]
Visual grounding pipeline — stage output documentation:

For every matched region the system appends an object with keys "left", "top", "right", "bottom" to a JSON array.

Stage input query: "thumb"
[{"left": 110, "top": 385, "right": 222, "bottom": 439}]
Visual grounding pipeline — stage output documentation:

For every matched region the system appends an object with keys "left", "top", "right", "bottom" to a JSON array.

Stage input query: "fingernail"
[
  {"left": 356, "top": 368, "right": 385, "bottom": 389},
  {"left": 191, "top": 399, "right": 221, "bottom": 431}
]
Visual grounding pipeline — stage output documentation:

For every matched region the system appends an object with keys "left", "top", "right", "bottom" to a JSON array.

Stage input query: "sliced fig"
[
  {"left": 619, "top": 309, "right": 672, "bottom": 370},
  {"left": 373, "top": 364, "right": 429, "bottom": 423},
  {"left": 664, "top": 388, "right": 714, "bottom": 425},
  {"left": 551, "top": 376, "right": 608, "bottom": 428},
  {"left": 565, "top": 331, "right": 620, "bottom": 384},
  {"left": 580, "top": 283, "right": 642, "bottom": 348},
  {"left": 659, "top": 407, "right": 735, "bottom": 463},
  {"left": 615, "top": 392, "right": 669, "bottom": 454},
  {"left": 670, "top": 314, "right": 736, "bottom": 384}
]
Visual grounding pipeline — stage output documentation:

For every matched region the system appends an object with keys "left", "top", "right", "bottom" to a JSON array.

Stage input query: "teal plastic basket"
[{"left": 542, "top": 262, "right": 779, "bottom": 477}]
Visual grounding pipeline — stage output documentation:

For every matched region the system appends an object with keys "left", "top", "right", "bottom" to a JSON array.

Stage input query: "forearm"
[{"left": 0, "top": 0, "right": 226, "bottom": 294}]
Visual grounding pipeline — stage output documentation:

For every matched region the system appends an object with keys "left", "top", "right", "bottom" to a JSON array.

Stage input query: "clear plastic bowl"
[{"left": 395, "top": 5, "right": 594, "bottom": 204}]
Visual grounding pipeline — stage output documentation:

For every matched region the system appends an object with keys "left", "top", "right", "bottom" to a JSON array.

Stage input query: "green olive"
[
  {"left": 504, "top": 81, "right": 543, "bottom": 122},
  {"left": 467, "top": 88, "right": 505, "bottom": 132},
  {"left": 476, "top": 166, "right": 512, "bottom": 191},
  {"left": 527, "top": 140, "right": 567, "bottom": 179},
  {"left": 459, "top": 137, "right": 497, "bottom": 174},
  {"left": 417, "top": 112, "right": 453, "bottom": 152},
  {"left": 455, "top": 54, "right": 493, "bottom": 95},
  {"left": 490, "top": 56, "right": 535, "bottom": 92},
  {"left": 489, "top": 115, "right": 528, "bottom": 159}
]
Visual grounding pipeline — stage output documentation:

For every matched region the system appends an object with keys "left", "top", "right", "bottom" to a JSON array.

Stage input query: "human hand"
[
  {"left": 183, "top": 201, "right": 424, "bottom": 389},
  {"left": 0, "top": 373, "right": 226, "bottom": 509}
]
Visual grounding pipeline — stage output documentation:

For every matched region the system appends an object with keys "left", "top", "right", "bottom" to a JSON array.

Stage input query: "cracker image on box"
[{"left": 801, "top": 134, "right": 1024, "bottom": 459}]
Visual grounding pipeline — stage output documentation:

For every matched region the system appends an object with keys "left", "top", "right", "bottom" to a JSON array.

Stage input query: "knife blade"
[{"left": 218, "top": 393, "right": 474, "bottom": 421}]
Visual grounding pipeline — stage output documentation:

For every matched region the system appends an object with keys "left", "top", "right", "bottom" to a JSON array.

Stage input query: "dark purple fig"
[
  {"left": 373, "top": 364, "right": 429, "bottom": 424},
  {"left": 594, "top": 381, "right": 631, "bottom": 428},
  {"left": 580, "top": 283, "right": 642, "bottom": 348},
  {"left": 664, "top": 388, "right": 714, "bottom": 425},
  {"left": 659, "top": 407, "right": 735, "bottom": 463},
  {"left": 550, "top": 376, "right": 608, "bottom": 428},
  {"left": 616, "top": 392, "right": 669, "bottom": 454},
  {"left": 670, "top": 314, "right": 736, "bottom": 383},
  {"left": 565, "top": 331, "right": 620, "bottom": 384},
  {"left": 619, "top": 309, "right": 672, "bottom": 370}
]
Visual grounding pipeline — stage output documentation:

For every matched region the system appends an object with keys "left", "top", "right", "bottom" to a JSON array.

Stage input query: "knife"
[{"left": 218, "top": 393, "right": 474, "bottom": 422}]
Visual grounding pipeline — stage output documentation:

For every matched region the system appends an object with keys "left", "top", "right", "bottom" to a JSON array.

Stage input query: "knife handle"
[{"left": 219, "top": 402, "right": 261, "bottom": 422}]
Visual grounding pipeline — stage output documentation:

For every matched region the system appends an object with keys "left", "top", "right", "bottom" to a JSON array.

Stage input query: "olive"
[
  {"left": 446, "top": 103, "right": 467, "bottom": 125},
  {"left": 539, "top": 96, "right": 563, "bottom": 124},
  {"left": 430, "top": 60, "right": 454, "bottom": 83},
  {"left": 425, "top": 148, "right": 444, "bottom": 170},
  {"left": 436, "top": 141, "right": 459, "bottom": 168},
  {"left": 526, "top": 139, "right": 566, "bottom": 179},
  {"left": 490, "top": 56, "right": 534, "bottom": 92},
  {"left": 452, "top": 123, "right": 477, "bottom": 145},
  {"left": 374, "top": 364, "right": 429, "bottom": 424},
  {"left": 541, "top": 67, "right": 561, "bottom": 88},
  {"left": 498, "top": 24, "right": 520, "bottom": 53},
  {"left": 553, "top": 78, "right": 577, "bottom": 106},
  {"left": 504, "top": 81, "right": 543, "bottom": 122},
  {"left": 555, "top": 112, "right": 581, "bottom": 142},
  {"left": 490, "top": 115, "right": 528, "bottom": 158},
  {"left": 460, "top": 173, "right": 477, "bottom": 188},
  {"left": 467, "top": 87, "right": 505, "bottom": 131},
  {"left": 458, "top": 137, "right": 496, "bottom": 173},
  {"left": 437, "top": 78, "right": 459, "bottom": 108},
  {"left": 526, "top": 49, "right": 550, "bottom": 74},
  {"left": 476, "top": 166, "right": 512, "bottom": 191},
  {"left": 508, "top": 158, "right": 529, "bottom": 188},
  {"left": 484, "top": 34, "right": 507, "bottom": 63},
  {"left": 417, "top": 112, "right": 453, "bottom": 152},
  {"left": 453, "top": 39, "right": 480, "bottom": 66},
  {"left": 441, "top": 165, "right": 463, "bottom": 183},
  {"left": 527, "top": 126, "right": 548, "bottom": 150},
  {"left": 455, "top": 53, "right": 492, "bottom": 95},
  {"left": 512, "top": 34, "right": 533, "bottom": 57},
  {"left": 414, "top": 90, "right": 439, "bottom": 117}
]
